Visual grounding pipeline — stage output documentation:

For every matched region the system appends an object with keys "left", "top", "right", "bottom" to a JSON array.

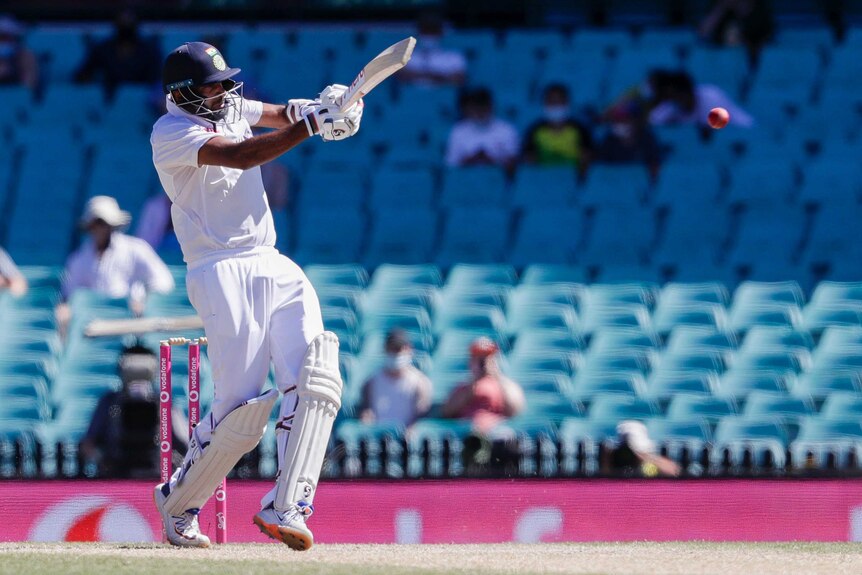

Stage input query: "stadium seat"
[
  {"left": 569, "top": 371, "right": 646, "bottom": 403},
  {"left": 818, "top": 326, "right": 862, "bottom": 349},
  {"left": 435, "top": 207, "right": 510, "bottom": 267},
  {"left": 665, "top": 326, "right": 738, "bottom": 353},
  {"left": 588, "top": 395, "right": 661, "bottom": 421},
  {"left": 725, "top": 206, "right": 806, "bottom": 279},
  {"left": 304, "top": 264, "right": 369, "bottom": 289},
  {"left": 520, "top": 264, "right": 589, "bottom": 286},
  {"left": 363, "top": 208, "right": 438, "bottom": 267},
  {"left": 798, "top": 159, "right": 862, "bottom": 207},
  {"left": 716, "top": 369, "right": 793, "bottom": 399},
  {"left": 585, "top": 282, "right": 659, "bottom": 310},
  {"left": 710, "top": 416, "right": 789, "bottom": 470},
  {"left": 811, "top": 282, "right": 862, "bottom": 307},
  {"left": 791, "top": 370, "right": 862, "bottom": 401},
  {"left": 369, "top": 166, "right": 436, "bottom": 210},
  {"left": 642, "top": 370, "right": 718, "bottom": 402},
  {"left": 359, "top": 304, "right": 432, "bottom": 338},
  {"left": 508, "top": 283, "right": 584, "bottom": 310},
  {"left": 666, "top": 394, "right": 738, "bottom": 422},
  {"left": 652, "top": 302, "right": 729, "bottom": 336},
  {"left": 742, "top": 326, "right": 814, "bottom": 352},
  {"left": 645, "top": 417, "right": 712, "bottom": 461},
  {"left": 660, "top": 282, "right": 730, "bottom": 307},
  {"left": 511, "top": 208, "right": 583, "bottom": 267},
  {"left": 579, "top": 165, "right": 653, "bottom": 209},
  {"left": 577, "top": 304, "right": 652, "bottom": 336},
  {"left": 801, "top": 203, "right": 862, "bottom": 279},
  {"left": 508, "top": 351, "right": 581, "bottom": 379},
  {"left": 742, "top": 391, "right": 815, "bottom": 423},
  {"left": 507, "top": 303, "right": 579, "bottom": 338},
  {"left": 652, "top": 206, "right": 729, "bottom": 280},
  {"left": 511, "top": 328, "right": 585, "bottom": 356},
  {"left": 820, "top": 391, "right": 862, "bottom": 419},
  {"left": 511, "top": 166, "right": 578, "bottom": 209},
  {"left": 728, "top": 303, "right": 804, "bottom": 333},
  {"left": 725, "top": 159, "right": 797, "bottom": 208},
  {"left": 588, "top": 328, "right": 661, "bottom": 354},
  {"left": 790, "top": 417, "right": 862, "bottom": 469},
  {"left": 432, "top": 303, "right": 507, "bottom": 338},
  {"left": 558, "top": 417, "right": 619, "bottom": 475},
  {"left": 658, "top": 349, "right": 728, "bottom": 373},
  {"left": 445, "top": 264, "right": 517, "bottom": 289},
  {"left": 440, "top": 167, "right": 507, "bottom": 209},
  {"left": 292, "top": 210, "right": 364, "bottom": 264},
  {"left": 368, "top": 265, "right": 442, "bottom": 293},
  {"left": 802, "top": 303, "right": 862, "bottom": 335},
  {"left": 578, "top": 205, "right": 655, "bottom": 271},
  {"left": 687, "top": 46, "right": 748, "bottom": 98}
]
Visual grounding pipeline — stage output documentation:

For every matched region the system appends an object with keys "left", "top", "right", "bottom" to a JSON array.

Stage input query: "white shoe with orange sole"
[{"left": 253, "top": 501, "right": 314, "bottom": 550}]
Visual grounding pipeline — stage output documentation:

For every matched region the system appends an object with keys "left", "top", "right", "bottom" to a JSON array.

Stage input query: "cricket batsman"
[{"left": 150, "top": 41, "right": 362, "bottom": 549}]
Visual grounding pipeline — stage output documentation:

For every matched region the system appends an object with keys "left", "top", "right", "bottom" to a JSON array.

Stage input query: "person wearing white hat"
[
  {"left": 56, "top": 196, "right": 175, "bottom": 334},
  {"left": 604, "top": 420, "right": 681, "bottom": 477}
]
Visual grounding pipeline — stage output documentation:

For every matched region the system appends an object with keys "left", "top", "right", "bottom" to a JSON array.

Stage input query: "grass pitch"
[{"left": 1, "top": 542, "right": 861, "bottom": 575}]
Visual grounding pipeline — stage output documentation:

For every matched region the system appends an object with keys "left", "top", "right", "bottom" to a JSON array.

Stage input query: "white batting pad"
[
  {"left": 274, "top": 331, "right": 342, "bottom": 510},
  {"left": 165, "top": 388, "right": 278, "bottom": 515}
]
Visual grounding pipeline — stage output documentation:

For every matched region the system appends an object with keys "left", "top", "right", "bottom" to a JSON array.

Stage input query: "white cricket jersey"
[{"left": 151, "top": 96, "right": 277, "bottom": 267}]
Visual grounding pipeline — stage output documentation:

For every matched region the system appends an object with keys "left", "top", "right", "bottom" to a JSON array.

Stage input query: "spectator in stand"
[
  {"left": 602, "top": 69, "right": 675, "bottom": 127},
  {"left": 649, "top": 71, "right": 753, "bottom": 132},
  {"left": 595, "top": 108, "right": 663, "bottom": 181},
  {"left": 0, "top": 245, "right": 27, "bottom": 297},
  {"left": 445, "top": 87, "right": 519, "bottom": 173},
  {"left": 399, "top": 12, "right": 467, "bottom": 87},
  {"left": 442, "top": 337, "right": 525, "bottom": 475},
  {"left": 602, "top": 420, "right": 681, "bottom": 478},
  {"left": 699, "top": 0, "right": 775, "bottom": 65},
  {"left": 74, "top": 10, "right": 161, "bottom": 98},
  {"left": 57, "top": 196, "right": 175, "bottom": 335},
  {"left": 522, "top": 83, "right": 594, "bottom": 177},
  {"left": 80, "top": 344, "right": 188, "bottom": 478},
  {"left": 0, "top": 15, "right": 38, "bottom": 90},
  {"left": 359, "top": 329, "right": 432, "bottom": 428}
]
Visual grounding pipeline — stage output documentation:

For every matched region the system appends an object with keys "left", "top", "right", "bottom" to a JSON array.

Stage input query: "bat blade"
[
  {"left": 339, "top": 36, "right": 416, "bottom": 111},
  {"left": 85, "top": 315, "right": 204, "bottom": 337}
]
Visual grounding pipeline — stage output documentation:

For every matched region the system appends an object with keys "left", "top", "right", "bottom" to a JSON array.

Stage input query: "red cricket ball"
[{"left": 708, "top": 107, "right": 730, "bottom": 129}]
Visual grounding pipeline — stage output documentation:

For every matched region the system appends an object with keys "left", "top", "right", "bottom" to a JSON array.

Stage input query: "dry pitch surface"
[{"left": 2, "top": 542, "right": 862, "bottom": 575}]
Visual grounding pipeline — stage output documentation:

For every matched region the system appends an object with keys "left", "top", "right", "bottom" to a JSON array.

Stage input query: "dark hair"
[
  {"left": 460, "top": 86, "right": 493, "bottom": 109},
  {"left": 543, "top": 83, "right": 569, "bottom": 99}
]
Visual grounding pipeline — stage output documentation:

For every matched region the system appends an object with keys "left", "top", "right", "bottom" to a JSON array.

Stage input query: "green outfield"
[{"left": 1, "top": 542, "right": 861, "bottom": 575}]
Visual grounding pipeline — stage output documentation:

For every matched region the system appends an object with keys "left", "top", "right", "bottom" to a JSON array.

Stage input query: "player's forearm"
[{"left": 202, "top": 123, "right": 311, "bottom": 170}]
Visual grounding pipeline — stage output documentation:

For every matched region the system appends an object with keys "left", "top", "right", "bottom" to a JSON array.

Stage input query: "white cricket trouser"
[{"left": 183, "top": 247, "right": 324, "bottom": 462}]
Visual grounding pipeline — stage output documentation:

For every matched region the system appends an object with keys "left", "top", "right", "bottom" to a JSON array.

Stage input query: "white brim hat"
[{"left": 80, "top": 195, "right": 131, "bottom": 228}]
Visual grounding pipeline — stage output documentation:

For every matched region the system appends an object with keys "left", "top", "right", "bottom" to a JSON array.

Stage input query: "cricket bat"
[
  {"left": 85, "top": 315, "right": 204, "bottom": 337},
  {"left": 338, "top": 36, "right": 416, "bottom": 111}
]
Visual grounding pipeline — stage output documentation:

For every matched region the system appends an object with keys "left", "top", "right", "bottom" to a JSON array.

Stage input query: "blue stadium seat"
[
  {"left": 798, "top": 159, "right": 862, "bottom": 207},
  {"left": 725, "top": 206, "right": 806, "bottom": 279},
  {"left": 507, "top": 303, "right": 579, "bottom": 338},
  {"left": 665, "top": 326, "right": 737, "bottom": 353},
  {"left": 733, "top": 347, "right": 810, "bottom": 374},
  {"left": 666, "top": 395, "right": 738, "bottom": 422},
  {"left": 585, "top": 282, "right": 659, "bottom": 310},
  {"left": 642, "top": 370, "right": 718, "bottom": 402},
  {"left": 363, "top": 209, "right": 438, "bottom": 267},
  {"left": 820, "top": 391, "right": 862, "bottom": 419},
  {"left": 811, "top": 283, "right": 862, "bottom": 307},
  {"left": 570, "top": 372, "right": 646, "bottom": 402},
  {"left": 577, "top": 304, "right": 652, "bottom": 335},
  {"left": 652, "top": 302, "right": 729, "bottom": 336},
  {"left": 579, "top": 348, "right": 656, "bottom": 375},
  {"left": 716, "top": 369, "right": 791, "bottom": 398},
  {"left": 791, "top": 370, "right": 862, "bottom": 401},
  {"left": 445, "top": 264, "right": 517, "bottom": 289},
  {"left": 686, "top": 46, "right": 748, "bottom": 98},
  {"left": 304, "top": 264, "right": 369, "bottom": 289},
  {"left": 728, "top": 303, "right": 804, "bottom": 333},
  {"left": 435, "top": 207, "right": 510, "bottom": 267},
  {"left": 292, "top": 210, "right": 364, "bottom": 264},
  {"left": 369, "top": 166, "right": 436, "bottom": 210},
  {"left": 588, "top": 395, "right": 661, "bottom": 421},
  {"left": 369, "top": 264, "right": 442, "bottom": 290},
  {"left": 801, "top": 203, "right": 862, "bottom": 280},
  {"left": 440, "top": 167, "right": 507, "bottom": 209},
  {"left": 742, "top": 391, "right": 815, "bottom": 423},
  {"left": 578, "top": 205, "right": 654, "bottom": 270},
  {"left": 818, "top": 326, "right": 862, "bottom": 349},
  {"left": 589, "top": 328, "right": 661, "bottom": 354},
  {"left": 652, "top": 163, "right": 723, "bottom": 209},
  {"left": 742, "top": 326, "right": 814, "bottom": 352},
  {"left": 802, "top": 303, "right": 862, "bottom": 335},
  {"left": 511, "top": 166, "right": 578, "bottom": 209},
  {"left": 652, "top": 205, "right": 729, "bottom": 279},
  {"left": 511, "top": 207, "right": 582, "bottom": 267},
  {"left": 579, "top": 165, "right": 652, "bottom": 209},
  {"left": 297, "top": 167, "right": 366, "bottom": 211},
  {"left": 725, "top": 159, "right": 797, "bottom": 208},
  {"left": 520, "top": 264, "right": 589, "bottom": 285},
  {"left": 710, "top": 416, "right": 788, "bottom": 470},
  {"left": 747, "top": 47, "right": 820, "bottom": 105},
  {"left": 790, "top": 417, "right": 862, "bottom": 469},
  {"left": 432, "top": 303, "right": 507, "bottom": 338},
  {"left": 511, "top": 329, "right": 584, "bottom": 356}
]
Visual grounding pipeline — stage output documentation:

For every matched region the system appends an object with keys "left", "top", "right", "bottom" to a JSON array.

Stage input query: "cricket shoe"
[
  {"left": 153, "top": 483, "right": 211, "bottom": 548},
  {"left": 253, "top": 501, "right": 314, "bottom": 550}
]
